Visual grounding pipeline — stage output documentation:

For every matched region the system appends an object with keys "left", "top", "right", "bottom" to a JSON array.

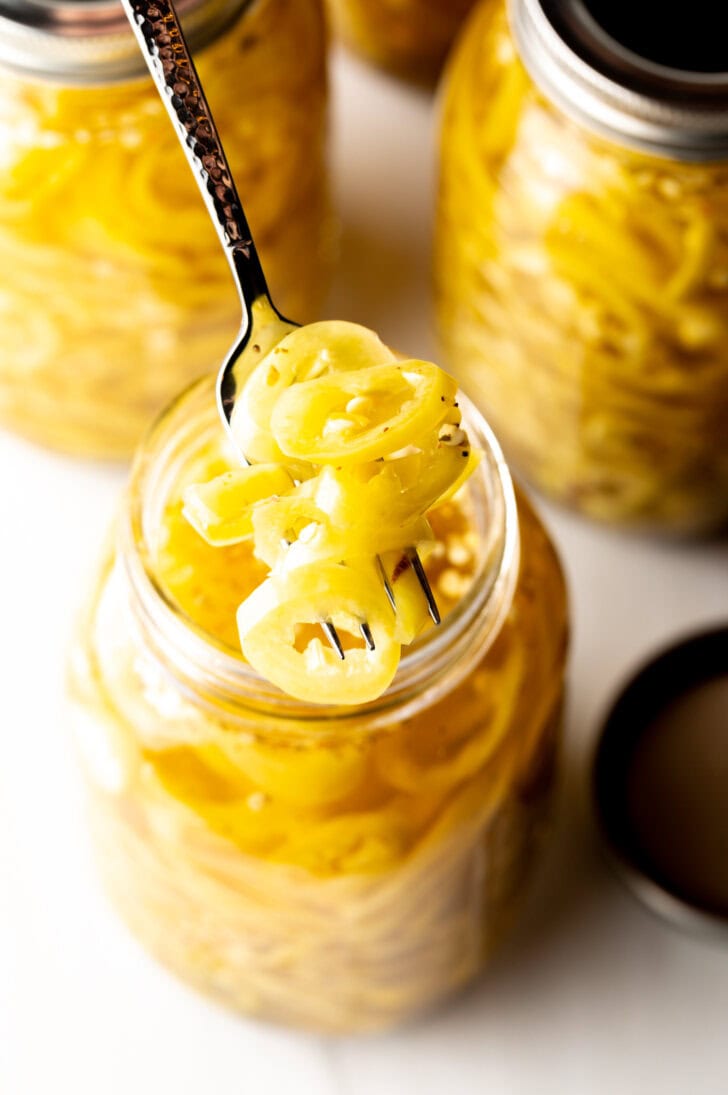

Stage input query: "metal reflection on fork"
[{"left": 122, "top": 0, "right": 441, "bottom": 660}]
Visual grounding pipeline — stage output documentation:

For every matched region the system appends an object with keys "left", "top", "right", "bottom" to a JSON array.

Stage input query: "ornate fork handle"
[{"left": 123, "top": 0, "right": 270, "bottom": 314}]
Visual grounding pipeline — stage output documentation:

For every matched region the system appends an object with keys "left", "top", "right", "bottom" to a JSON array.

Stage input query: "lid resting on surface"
[{"left": 593, "top": 626, "right": 728, "bottom": 941}]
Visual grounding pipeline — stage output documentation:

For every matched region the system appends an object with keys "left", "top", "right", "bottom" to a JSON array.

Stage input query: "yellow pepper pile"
[{"left": 182, "top": 320, "right": 478, "bottom": 704}]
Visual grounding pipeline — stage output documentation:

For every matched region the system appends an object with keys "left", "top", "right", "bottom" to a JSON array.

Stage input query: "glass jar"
[
  {"left": 326, "top": 0, "right": 478, "bottom": 84},
  {"left": 0, "top": 0, "right": 330, "bottom": 457},
  {"left": 435, "top": 0, "right": 728, "bottom": 532},
  {"left": 67, "top": 377, "right": 568, "bottom": 1033}
]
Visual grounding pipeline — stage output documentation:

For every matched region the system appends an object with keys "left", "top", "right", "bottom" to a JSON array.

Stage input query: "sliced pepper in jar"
[
  {"left": 182, "top": 463, "right": 295, "bottom": 546},
  {"left": 270, "top": 360, "right": 458, "bottom": 464},
  {"left": 231, "top": 319, "right": 396, "bottom": 465},
  {"left": 310, "top": 419, "right": 477, "bottom": 528},
  {"left": 182, "top": 318, "right": 480, "bottom": 705},
  {"left": 237, "top": 561, "right": 401, "bottom": 705},
  {"left": 250, "top": 486, "right": 434, "bottom": 571}
]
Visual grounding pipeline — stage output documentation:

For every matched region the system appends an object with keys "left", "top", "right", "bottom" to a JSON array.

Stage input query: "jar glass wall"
[
  {"left": 326, "top": 0, "right": 477, "bottom": 84},
  {"left": 0, "top": 0, "right": 330, "bottom": 457},
  {"left": 67, "top": 379, "right": 568, "bottom": 1033},
  {"left": 435, "top": 0, "right": 728, "bottom": 533}
]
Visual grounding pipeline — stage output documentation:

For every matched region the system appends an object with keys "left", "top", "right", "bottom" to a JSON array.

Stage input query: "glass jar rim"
[
  {"left": 120, "top": 376, "right": 521, "bottom": 730},
  {"left": 510, "top": 0, "right": 728, "bottom": 160},
  {"left": 0, "top": 0, "right": 251, "bottom": 83}
]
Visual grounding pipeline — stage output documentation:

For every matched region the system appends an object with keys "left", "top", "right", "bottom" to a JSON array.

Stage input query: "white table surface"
[{"left": 2, "top": 46, "right": 728, "bottom": 1095}]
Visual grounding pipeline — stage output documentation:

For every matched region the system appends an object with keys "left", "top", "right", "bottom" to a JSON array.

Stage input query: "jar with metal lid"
[
  {"left": 326, "top": 0, "right": 478, "bottom": 83},
  {"left": 0, "top": 0, "right": 330, "bottom": 457},
  {"left": 435, "top": 0, "right": 728, "bottom": 532},
  {"left": 67, "top": 376, "right": 568, "bottom": 1033}
]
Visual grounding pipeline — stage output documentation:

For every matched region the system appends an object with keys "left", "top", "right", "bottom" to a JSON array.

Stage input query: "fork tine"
[
  {"left": 375, "top": 554, "right": 397, "bottom": 613},
  {"left": 359, "top": 621, "right": 376, "bottom": 651},
  {"left": 407, "top": 548, "right": 441, "bottom": 625},
  {"left": 321, "top": 619, "right": 345, "bottom": 660}
]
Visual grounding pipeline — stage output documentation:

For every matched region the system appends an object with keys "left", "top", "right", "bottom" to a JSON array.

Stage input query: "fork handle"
[{"left": 122, "top": 0, "right": 270, "bottom": 317}]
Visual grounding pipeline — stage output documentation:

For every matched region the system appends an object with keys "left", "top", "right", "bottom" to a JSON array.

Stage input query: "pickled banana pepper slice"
[
  {"left": 231, "top": 320, "right": 395, "bottom": 465},
  {"left": 271, "top": 360, "right": 457, "bottom": 464},
  {"left": 251, "top": 488, "right": 433, "bottom": 571},
  {"left": 238, "top": 562, "right": 400, "bottom": 705},
  {"left": 182, "top": 464, "right": 294, "bottom": 546}
]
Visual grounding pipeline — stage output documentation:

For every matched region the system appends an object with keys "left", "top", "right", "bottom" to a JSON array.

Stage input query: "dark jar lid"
[{"left": 593, "top": 626, "right": 728, "bottom": 941}]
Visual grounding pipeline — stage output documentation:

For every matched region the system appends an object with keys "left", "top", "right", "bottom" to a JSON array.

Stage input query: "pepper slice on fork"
[
  {"left": 237, "top": 562, "right": 401, "bottom": 705},
  {"left": 181, "top": 320, "right": 478, "bottom": 704},
  {"left": 271, "top": 360, "right": 457, "bottom": 465}
]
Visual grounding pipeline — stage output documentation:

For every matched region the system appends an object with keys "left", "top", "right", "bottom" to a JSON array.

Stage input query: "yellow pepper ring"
[
  {"left": 182, "top": 464, "right": 295, "bottom": 546},
  {"left": 237, "top": 561, "right": 401, "bottom": 705},
  {"left": 252, "top": 489, "right": 434, "bottom": 571},
  {"left": 221, "top": 735, "right": 370, "bottom": 809},
  {"left": 231, "top": 319, "right": 395, "bottom": 465},
  {"left": 271, "top": 360, "right": 458, "bottom": 464},
  {"left": 250, "top": 493, "right": 330, "bottom": 569},
  {"left": 310, "top": 430, "right": 476, "bottom": 530},
  {"left": 379, "top": 425, "right": 477, "bottom": 517}
]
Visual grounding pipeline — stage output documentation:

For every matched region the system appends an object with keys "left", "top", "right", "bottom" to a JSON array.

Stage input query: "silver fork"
[{"left": 122, "top": 0, "right": 440, "bottom": 656}]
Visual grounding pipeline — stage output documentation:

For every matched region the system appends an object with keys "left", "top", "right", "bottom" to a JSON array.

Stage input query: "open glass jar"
[
  {"left": 435, "top": 0, "right": 728, "bottom": 533},
  {"left": 0, "top": 0, "right": 330, "bottom": 457},
  {"left": 67, "top": 377, "right": 568, "bottom": 1033},
  {"left": 325, "top": 0, "right": 478, "bottom": 84}
]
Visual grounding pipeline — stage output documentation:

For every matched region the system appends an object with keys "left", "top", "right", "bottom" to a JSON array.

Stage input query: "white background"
[{"left": 2, "top": 45, "right": 728, "bottom": 1095}]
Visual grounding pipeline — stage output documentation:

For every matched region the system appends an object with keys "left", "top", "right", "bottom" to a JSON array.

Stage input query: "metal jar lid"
[
  {"left": 509, "top": 0, "right": 728, "bottom": 160},
  {"left": 0, "top": 0, "right": 250, "bottom": 83},
  {"left": 593, "top": 626, "right": 728, "bottom": 941}
]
